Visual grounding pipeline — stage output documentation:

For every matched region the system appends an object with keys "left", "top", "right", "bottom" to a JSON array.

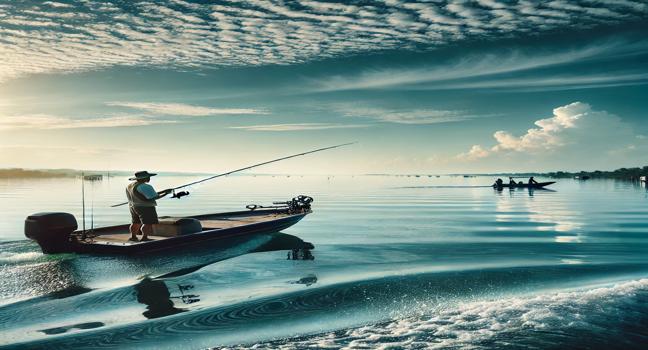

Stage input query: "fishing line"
[{"left": 110, "top": 142, "right": 355, "bottom": 207}]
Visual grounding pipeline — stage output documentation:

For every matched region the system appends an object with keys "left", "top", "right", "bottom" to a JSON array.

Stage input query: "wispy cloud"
[
  {"left": 314, "top": 41, "right": 648, "bottom": 92},
  {"left": 106, "top": 102, "right": 267, "bottom": 116},
  {"left": 0, "top": 114, "right": 175, "bottom": 130},
  {"left": 415, "top": 72, "right": 648, "bottom": 92},
  {"left": 337, "top": 105, "right": 485, "bottom": 124},
  {"left": 0, "top": 1, "right": 646, "bottom": 82},
  {"left": 230, "top": 123, "right": 367, "bottom": 131}
]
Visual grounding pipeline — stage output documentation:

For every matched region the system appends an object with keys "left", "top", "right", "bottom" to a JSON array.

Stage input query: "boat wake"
[
  {"left": 396, "top": 185, "right": 493, "bottom": 189},
  {"left": 224, "top": 278, "right": 648, "bottom": 350},
  {"left": 2, "top": 259, "right": 647, "bottom": 350}
]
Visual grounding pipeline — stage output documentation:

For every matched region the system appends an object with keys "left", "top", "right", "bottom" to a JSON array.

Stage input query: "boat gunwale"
[{"left": 75, "top": 209, "right": 310, "bottom": 249}]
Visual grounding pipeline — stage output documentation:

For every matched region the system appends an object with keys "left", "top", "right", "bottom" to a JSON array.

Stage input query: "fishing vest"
[{"left": 126, "top": 181, "right": 157, "bottom": 207}]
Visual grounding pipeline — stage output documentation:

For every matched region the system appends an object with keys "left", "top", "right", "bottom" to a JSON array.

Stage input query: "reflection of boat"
[
  {"left": 135, "top": 278, "right": 188, "bottom": 319},
  {"left": 493, "top": 181, "right": 556, "bottom": 189},
  {"left": 6, "top": 231, "right": 315, "bottom": 303},
  {"left": 82, "top": 174, "right": 103, "bottom": 181},
  {"left": 25, "top": 196, "right": 313, "bottom": 255}
]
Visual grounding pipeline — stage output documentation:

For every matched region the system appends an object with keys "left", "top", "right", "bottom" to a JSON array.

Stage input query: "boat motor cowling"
[{"left": 25, "top": 212, "right": 78, "bottom": 254}]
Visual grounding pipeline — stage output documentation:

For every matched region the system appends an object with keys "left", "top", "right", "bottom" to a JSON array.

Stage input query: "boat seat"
[{"left": 154, "top": 217, "right": 202, "bottom": 237}]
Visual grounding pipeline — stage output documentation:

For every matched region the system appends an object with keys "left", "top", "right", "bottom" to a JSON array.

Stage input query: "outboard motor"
[{"left": 25, "top": 212, "right": 78, "bottom": 254}]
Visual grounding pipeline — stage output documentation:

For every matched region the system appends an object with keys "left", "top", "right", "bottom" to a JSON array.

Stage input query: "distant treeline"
[
  {"left": 0, "top": 168, "right": 80, "bottom": 178},
  {"left": 544, "top": 166, "right": 648, "bottom": 180}
]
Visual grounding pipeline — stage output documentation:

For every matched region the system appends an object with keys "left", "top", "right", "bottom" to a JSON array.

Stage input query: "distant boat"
[
  {"left": 494, "top": 181, "right": 556, "bottom": 189},
  {"left": 574, "top": 175, "right": 590, "bottom": 180},
  {"left": 640, "top": 176, "right": 646, "bottom": 182}
]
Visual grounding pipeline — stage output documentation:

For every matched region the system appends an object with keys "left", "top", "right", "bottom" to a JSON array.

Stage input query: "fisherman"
[
  {"left": 528, "top": 176, "right": 538, "bottom": 185},
  {"left": 126, "top": 171, "right": 172, "bottom": 242},
  {"left": 494, "top": 178, "right": 504, "bottom": 187},
  {"left": 509, "top": 177, "right": 516, "bottom": 185}
]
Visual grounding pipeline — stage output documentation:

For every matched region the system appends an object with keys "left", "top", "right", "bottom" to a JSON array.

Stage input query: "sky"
[{"left": 0, "top": 0, "right": 647, "bottom": 174}]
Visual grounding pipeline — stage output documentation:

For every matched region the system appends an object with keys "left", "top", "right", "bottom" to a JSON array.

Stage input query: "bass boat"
[{"left": 25, "top": 195, "right": 313, "bottom": 255}]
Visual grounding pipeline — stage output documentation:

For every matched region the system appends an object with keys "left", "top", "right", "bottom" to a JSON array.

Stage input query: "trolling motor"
[
  {"left": 171, "top": 190, "right": 190, "bottom": 199},
  {"left": 246, "top": 195, "right": 313, "bottom": 214}
]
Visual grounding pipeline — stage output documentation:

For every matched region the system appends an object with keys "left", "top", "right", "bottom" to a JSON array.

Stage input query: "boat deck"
[{"left": 83, "top": 212, "right": 288, "bottom": 246}]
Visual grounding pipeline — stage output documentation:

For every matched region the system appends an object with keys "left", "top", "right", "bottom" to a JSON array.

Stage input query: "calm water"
[{"left": 1, "top": 175, "right": 648, "bottom": 349}]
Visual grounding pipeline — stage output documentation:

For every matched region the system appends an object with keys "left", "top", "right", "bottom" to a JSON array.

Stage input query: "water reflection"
[
  {"left": 289, "top": 274, "right": 318, "bottom": 287},
  {"left": 494, "top": 186, "right": 583, "bottom": 240},
  {"left": 40, "top": 321, "right": 104, "bottom": 335},
  {"left": 135, "top": 278, "right": 189, "bottom": 319},
  {"left": 1, "top": 232, "right": 315, "bottom": 304}
]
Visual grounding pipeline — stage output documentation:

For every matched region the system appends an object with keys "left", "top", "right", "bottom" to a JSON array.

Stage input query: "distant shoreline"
[
  {"left": 369, "top": 166, "right": 648, "bottom": 180},
  {"left": 2, "top": 166, "right": 647, "bottom": 180},
  {"left": 478, "top": 166, "right": 648, "bottom": 180},
  {"left": 0, "top": 168, "right": 82, "bottom": 178}
]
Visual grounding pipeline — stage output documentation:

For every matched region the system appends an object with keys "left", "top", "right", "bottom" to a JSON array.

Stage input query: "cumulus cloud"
[
  {"left": 458, "top": 102, "right": 646, "bottom": 164},
  {"left": 457, "top": 145, "right": 490, "bottom": 160},
  {"left": 0, "top": 114, "right": 175, "bottom": 130},
  {"left": 230, "top": 123, "right": 367, "bottom": 131},
  {"left": 0, "top": 1, "right": 646, "bottom": 82},
  {"left": 106, "top": 102, "right": 267, "bottom": 116},
  {"left": 491, "top": 102, "right": 605, "bottom": 152}
]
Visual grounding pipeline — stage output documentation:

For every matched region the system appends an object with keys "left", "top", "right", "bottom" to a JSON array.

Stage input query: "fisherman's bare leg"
[
  {"left": 141, "top": 224, "right": 153, "bottom": 240},
  {"left": 130, "top": 223, "right": 141, "bottom": 240}
]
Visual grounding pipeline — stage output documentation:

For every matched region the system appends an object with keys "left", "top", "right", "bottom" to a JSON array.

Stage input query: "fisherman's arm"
[
  {"left": 156, "top": 189, "right": 173, "bottom": 198},
  {"left": 137, "top": 184, "right": 172, "bottom": 200}
]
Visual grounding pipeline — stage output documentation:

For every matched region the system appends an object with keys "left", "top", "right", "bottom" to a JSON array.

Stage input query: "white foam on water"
[
  {"left": 0, "top": 251, "right": 44, "bottom": 263},
  {"left": 225, "top": 278, "right": 648, "bottom": 350}
]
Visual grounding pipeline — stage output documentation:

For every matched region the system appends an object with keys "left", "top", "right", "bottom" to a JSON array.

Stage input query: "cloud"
[
  {"left": 337, "top": 105, "right": 484, "bottom": 124},
  {"left": 458, "top": 102, "right": 647, "bottom": 166},
  {"left": 42, "top": 2, "right": 74, "bottom": 9},
  {"left": 411, "top": 72, "right": 648, "bottom": 92},
  {"left": 0, "top": 114, "right": 176, "bottom": 130},
  {"left": 230, "top": 123, "right": 367, "bottom": 131},
  {"left": 314, "top": 41, "right": 648, "bottom": 92},
  {"left": 457, "top": 145, "right": 490, "bottom": 160},
  {"left": 490, "top": 102, "right": 601, "bottom": 152},
  {"left": 106, "top": 102, "right": 267, "bottom": 116},
  {"left": 0, "top": 1, "right": 646, "bottom": 82}
]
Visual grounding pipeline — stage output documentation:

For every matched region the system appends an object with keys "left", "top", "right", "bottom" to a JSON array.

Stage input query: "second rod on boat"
[{"left": 110, "top": 142, "right": 356, "bottom": 207}]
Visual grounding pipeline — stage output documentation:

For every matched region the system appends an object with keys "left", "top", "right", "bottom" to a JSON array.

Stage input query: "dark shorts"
[{"left": 130, "top": 206, "right": 159, "bottom": 225}]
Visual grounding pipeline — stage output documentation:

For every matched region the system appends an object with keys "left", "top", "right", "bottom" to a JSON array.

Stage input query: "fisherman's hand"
[{"left": 159, "top": 189, "right": 173, "bottom": 197}]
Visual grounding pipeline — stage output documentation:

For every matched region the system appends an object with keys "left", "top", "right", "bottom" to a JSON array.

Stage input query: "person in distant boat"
[
  {"left": 509, "top": 177, "right": 516, "bottom": 185},
  {"left": 528, "top": 176, "right": 538, "bottom": 185},
  {"left": 494, "top": 178, "right": 503, "bottom": 187},
  {"left": 126, "top": 171, "right": 172, "bottom": 242}
]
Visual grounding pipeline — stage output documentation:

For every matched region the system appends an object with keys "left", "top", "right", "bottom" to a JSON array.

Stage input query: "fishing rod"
[{"left": 110, "top": 142, "right": 356, "bottom": 207}]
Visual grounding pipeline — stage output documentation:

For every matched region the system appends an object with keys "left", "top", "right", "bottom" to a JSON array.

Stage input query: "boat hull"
[
  {"left": 493, "top": 181, "right": 556, "bottom": 189},
  {"left": 29, "top": 209, "right": 310, "bottom": 255}
]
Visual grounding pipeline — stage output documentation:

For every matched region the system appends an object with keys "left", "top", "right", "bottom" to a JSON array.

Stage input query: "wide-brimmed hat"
[{"left": 129, "top": 170, "right": 157, "bottom": 181}]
